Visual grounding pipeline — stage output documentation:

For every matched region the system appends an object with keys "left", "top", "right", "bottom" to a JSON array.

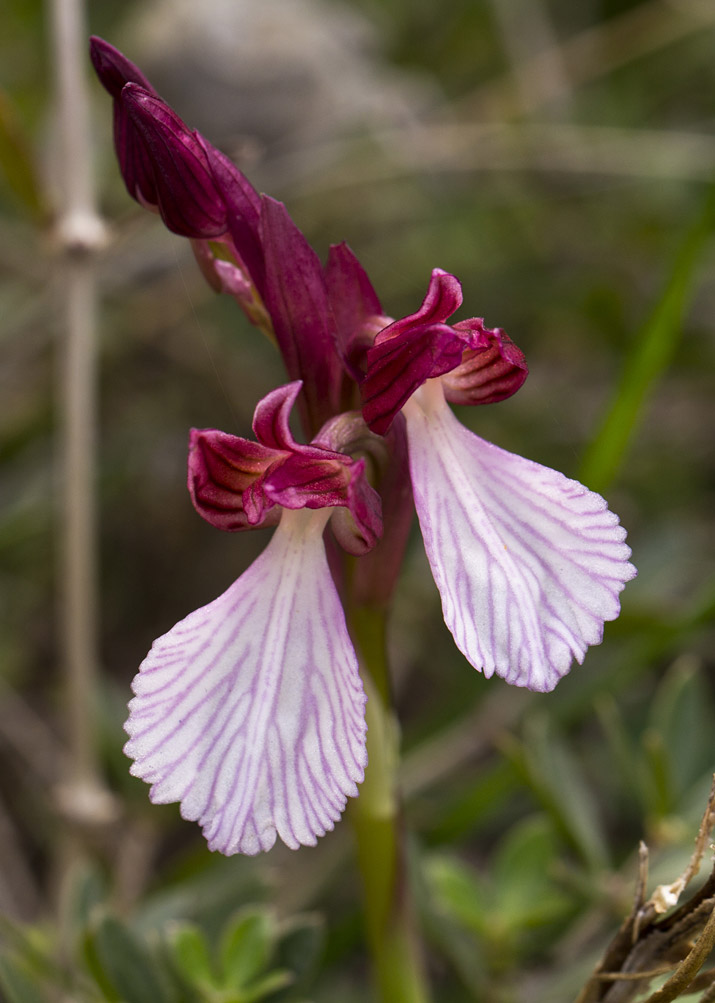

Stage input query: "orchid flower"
[
  {"left": 91, "top": 37, "right": 636, "bottom": 855},
  {"left": 125, "top": 383, "right": 380, "bottom": 853},
  {"left": 361, "top": 268, "right": 636, "bottom": 692}
]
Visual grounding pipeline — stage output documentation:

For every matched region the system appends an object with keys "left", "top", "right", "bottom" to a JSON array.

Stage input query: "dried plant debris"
[{"left": 576, "top": 778, "right": 715, "bottom": 1003}]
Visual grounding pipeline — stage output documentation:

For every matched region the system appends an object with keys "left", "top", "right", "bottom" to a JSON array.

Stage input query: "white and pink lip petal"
[
  {"left": 404, "top": 381, "right": 636, "bottom": 692},
  {"left": 124, "top": 507, "right": 367, "bottom": 855}
]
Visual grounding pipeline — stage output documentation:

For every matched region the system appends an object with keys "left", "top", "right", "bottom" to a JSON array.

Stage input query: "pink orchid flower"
[{"left": 92, "top": 37, "right": 636, "bottom": 853}]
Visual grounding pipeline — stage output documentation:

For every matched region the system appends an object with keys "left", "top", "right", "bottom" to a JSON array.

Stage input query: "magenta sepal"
[
  {"left": 362, "top": 269, "right": 529, "bottom": 434},
  {"left": 376, "top": 268, "right": 464, "bottom": 343},
  {"left": 189, "top": 382, "right": 382, "bottom": 552},
  {"left": 199, "top": 138, "right": 265, "bottom": 297},
  {"left": 324, "top": 243, "right": 389, "bottom": 382},
  {"left": 260, "top": 198, "right": 348, "bottom": 436},
  {"left": 188, "top": 429, "right": 280, "bottom": 532},
  {"left": 89, "top": 36, "right": 155, "bottom": 97},
  {"left": 361, "top": 269, "right": 466, "bottom": 435}
]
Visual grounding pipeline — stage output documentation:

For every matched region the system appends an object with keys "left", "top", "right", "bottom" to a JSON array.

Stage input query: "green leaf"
[
  {"left": 219, "top": 909, "right": 273, "bottom": 992},
  {"left": 427, "top": 759, "right": 520, "bottom": 845},
  {"left": 594, "top": 694, "right": 642, "bottom": 809},
  {"left": 509, "top": 715, "right": 609, "bottom": 871},
  {"left": 649, "top": 655, "right": 711, "bottom": 799},
  {"left": 63, "top": 863, "right": 107, "bottom": 945},
  {"left": 168, "top": 922, "right": 215, "bottom": 990},
  {"left": 492, "top": 815, "right": 572, "bottom": 929},
  {"left": 241, "top": 969, "right": 293, "bottom": 1002},
  {"left": 579, "top": 186, "right": 715, "bottom": 493},
  {"left": 425, "top": 854, "right": 490, "bottom": 937},
  {"left": 0, "top": 919, "right": 59, "bottom": 986},
  {"left": 88, "top": 915, "right": 172, "bottom": 1003},
  {"left": 0, "top": 955, "right": 50, "bottom": 1003}
]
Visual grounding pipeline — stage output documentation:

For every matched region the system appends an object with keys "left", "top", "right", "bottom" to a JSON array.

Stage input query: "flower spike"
[
  {"left": 92, "top": 33, "right": 637, "bottom": 854},
  {"left": 90, "top": 37, "right": 266, "bottom": 318}
]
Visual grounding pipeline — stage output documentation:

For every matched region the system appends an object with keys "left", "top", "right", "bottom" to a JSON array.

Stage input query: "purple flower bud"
[
  {"left": 120, "top": 84, "right": 228, "bottom": 238},
  {"left": 89, "top": 36, "right": 159, "bottom": 208}
]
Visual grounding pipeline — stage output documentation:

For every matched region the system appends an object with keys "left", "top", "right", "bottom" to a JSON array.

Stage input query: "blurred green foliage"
[{"left": 1, "top": 0, "right": 714, "bottom": 1000}]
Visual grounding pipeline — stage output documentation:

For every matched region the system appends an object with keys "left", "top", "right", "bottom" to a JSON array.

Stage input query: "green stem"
[{"left": 348, "top": 603, "right": 431, "bottom": 1003}]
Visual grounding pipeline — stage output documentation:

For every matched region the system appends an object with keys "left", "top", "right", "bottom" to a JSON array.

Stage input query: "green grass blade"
[{"left": 579, "top": 186, "right": 715, "bottom": 493}]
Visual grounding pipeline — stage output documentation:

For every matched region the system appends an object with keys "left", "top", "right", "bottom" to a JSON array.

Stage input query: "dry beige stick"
[{"left": 47, "top": 0, "right": 117, "bottom": 860}]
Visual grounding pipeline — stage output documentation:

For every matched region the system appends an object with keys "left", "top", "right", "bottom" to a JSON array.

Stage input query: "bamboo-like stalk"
[{"left": 48, "top": 0, "right": 116, "bottom": 857}]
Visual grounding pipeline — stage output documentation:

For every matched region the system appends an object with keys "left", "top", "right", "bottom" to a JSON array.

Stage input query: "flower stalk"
[{"left": 348, "top": 602, "right": 431, "bottom": 1003}]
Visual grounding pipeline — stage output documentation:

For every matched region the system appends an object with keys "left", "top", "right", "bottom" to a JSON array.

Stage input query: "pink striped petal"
[
  {"left": 404, "top": 382, "right": 636, "bottom": 692},
  {"left": 444, "top": 323, "right": 528, "bottom": 406},
  {"left": 374, "top": 269, "right": 463, "bottom": 345},
  {"left": 124, "top": 509, "right": 367, "bottom": 855}
]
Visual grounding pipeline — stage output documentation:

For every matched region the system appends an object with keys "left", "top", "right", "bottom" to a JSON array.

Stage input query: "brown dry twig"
[{"left": 574, "top": 778, "right": 715, "bottom": 1003}]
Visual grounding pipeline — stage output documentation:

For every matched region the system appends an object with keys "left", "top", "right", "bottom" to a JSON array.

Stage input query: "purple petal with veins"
[
  {"left": 188, "top": 428, "right": 280, "bottom": 531},
  {"left": 443, "top": 322, "right": 528, "bottom": 406},
  {"left": 376, "top": 268, "right": 463, "bottom": 345},
  {"left": 404, "top": 381, "right": 636, "bottom": 692},
  {"left": 362, "top": 322, "right": 466, "bottom": 436},
  {"left": 252, "top": 381, "right": 302, "bottom": 450},
  {"left": 124, "top": 508, "right": 367, "bottom": 855}
]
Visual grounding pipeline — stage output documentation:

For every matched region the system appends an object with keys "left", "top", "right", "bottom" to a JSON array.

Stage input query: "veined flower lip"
[
  {"left": 402, "top": 379, "right": 636, "bottom": 691},
  {"left": 124, "top": 505, "right": 368, "bottom": 855}
]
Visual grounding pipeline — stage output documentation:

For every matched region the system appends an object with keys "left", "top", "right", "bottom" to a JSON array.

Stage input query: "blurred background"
[{"left": 1, "top": 0, "right": 715, "bottom": 1000}]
